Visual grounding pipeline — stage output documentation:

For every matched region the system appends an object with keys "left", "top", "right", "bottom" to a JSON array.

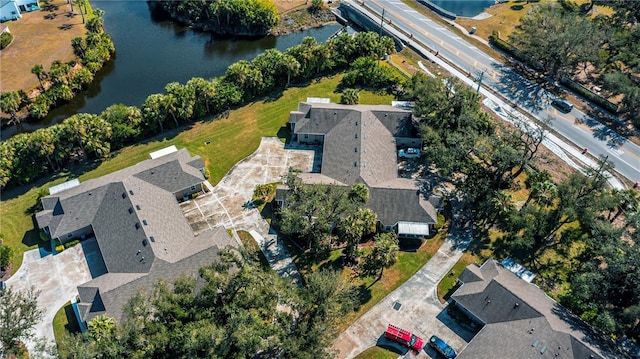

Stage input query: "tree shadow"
[
  {"left": 399, "top": 238, "right": 423, "bottom": 252},
  {"left": 576, "top": 106, "right": 632, "bottom": 146},
  {"left": 318, "top": 254, "right": 344, "bottom": 272},
  {"left": 63, "top": 302, "right": 81, "bottom": 333},
  {"left": 354, "top": 283, "right": 372, "bottom": 310},
  {"left": 277, "top": 126, "right": 290, "bottom": 144},
  {"left": 492, "top": 63, "right": 549, "bottom": 114}
]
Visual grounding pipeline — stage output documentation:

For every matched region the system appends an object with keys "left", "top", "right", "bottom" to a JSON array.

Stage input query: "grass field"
[
  {"left": 0, "top": 0, "right": 90, "bottom": 93},
  {"left": 52, "top": 301, "right": 81, "bottom": 345},
  {"left": 455, "top": 0, "right": 615, "bottom": 43},
  {"left": 0, "top": 73, "right": 396, "bottom": 275},
  {"left": 436, "top": 251, "right": 480, "bottom": 303},
  {"left": 353, "top": 345, "right": 402, "bottom": 359}
]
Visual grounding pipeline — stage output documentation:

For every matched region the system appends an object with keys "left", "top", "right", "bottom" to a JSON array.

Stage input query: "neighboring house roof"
[
  {"left": 452, "top": 260, "right": 617, "bottom": 359},
  {"left": 290, "top": 102, "right": 437, "bottom": 227},
  {"left": 34, "top": 149, "right": 236, "bottom": 323}
]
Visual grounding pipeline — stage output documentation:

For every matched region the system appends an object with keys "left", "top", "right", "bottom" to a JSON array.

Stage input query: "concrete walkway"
[
  {"left": 186, "top": 137, "right": 319, "bottom": 284},
  {"left": 4, "top": 244, "right": 92, "bottom": 354},
  {"left": 332, "top": 202, "right": 474, "bottom": 359}
]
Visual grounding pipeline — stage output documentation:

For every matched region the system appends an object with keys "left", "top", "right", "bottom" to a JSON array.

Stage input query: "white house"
[{"left": 1, "top": 0, "right": 40, "bottom": 22}]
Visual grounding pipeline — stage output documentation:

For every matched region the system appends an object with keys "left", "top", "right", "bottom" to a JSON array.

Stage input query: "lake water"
[
  {"left": 5, "top": 0, "right": 339, "bottom": 139},
  {"left": 429, "top": 0, "right": 495, "bottom": 17}
]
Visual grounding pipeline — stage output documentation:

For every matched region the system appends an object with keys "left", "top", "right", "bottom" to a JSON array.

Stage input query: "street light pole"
[{"left": 379, "top": 7, "right": 385, "bottom": 36}]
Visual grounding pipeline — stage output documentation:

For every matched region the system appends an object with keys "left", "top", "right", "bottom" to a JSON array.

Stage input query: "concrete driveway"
[
  {"left": 181, "top": 137, "right": 318, "bottom": 283},
  {"left": 4, "top": 242, "right": 93, "bottom": 353},
  {"left": 333, "top": 201, "right": 475, "bottom": 359}
]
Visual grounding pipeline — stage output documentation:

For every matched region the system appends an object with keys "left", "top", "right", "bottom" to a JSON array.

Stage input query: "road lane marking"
[
  {"left": 404, "top": 9, "right": 418, "bottom": 13},
  {"left": 419, "top": 18, "right": 430, "bottom": 21}
]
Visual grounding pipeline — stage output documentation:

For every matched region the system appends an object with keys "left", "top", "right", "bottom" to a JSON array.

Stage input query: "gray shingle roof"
[
  {"left": 34, "top": 149, "right": 237, "bottom": 322},
  {"left": 453, "top": 260, "right": 617, "bottom": 359},
  {"left": 290, "top": 102, "right": 437, "bottom": 227},
  {"left": 78, "top": 233, "right": 228, "bottom": 323},
  {"left": 366, "top": 187, "right": 437, "bottom": 226}
]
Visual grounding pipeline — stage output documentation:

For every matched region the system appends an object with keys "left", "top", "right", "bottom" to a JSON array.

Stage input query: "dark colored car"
[
  {"left": 551, "top": 98, "right": 573, "bottom": 113},
  {"left": 429, "top": 335, "right": 456, "bottom": 358}
]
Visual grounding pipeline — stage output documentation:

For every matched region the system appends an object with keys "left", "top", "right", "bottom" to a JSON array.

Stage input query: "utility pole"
[
  {"left": 379, "top": 7, "right": 385, "bottom": 36},
  {"left": 476, "top": 69, "right": 485, "bottom": 93}
]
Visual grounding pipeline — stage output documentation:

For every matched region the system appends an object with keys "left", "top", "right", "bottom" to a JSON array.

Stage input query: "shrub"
[
  {"left": 63, "top": 239, "right": 81, "bottom": 249},
  {"left": 0, "top": 32, "right": 13, "bottom": 49}
]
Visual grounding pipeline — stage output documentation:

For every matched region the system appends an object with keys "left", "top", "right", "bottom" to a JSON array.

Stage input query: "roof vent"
[
  {"left": 143, "top": 220, "right": 148, "bottom": 226},
  {"left": 128, "top": 207, "right": 133, "bottom": 214},
  {"left": 540, "top": 345, "right": 547, "bottom": 354},
  {"left": 122, "top": 192, "right": 126, "bottom": 199},
  {"left": 355, "top": 147, "right": 358, "bottom": 153},
  {"left": 149, "top": 236, "right": 155, "bottom": 242},
  {"left": 129, "top": 190, "right": 134, "bottom": 195},
  {"left": 135, "top": 223, "right": 140, "bottom": 229},
  {"left": 514, "top": 303, "right": 519, "bottom": 308},
  {"left": 136, "top": 205, "right": 141, "bottom": 210},
  {"left": 355, "top": 121, "right": 358, "bottom": 125},
  {"left": 532, "top": 339, "right": 539, "bottom": 348}
]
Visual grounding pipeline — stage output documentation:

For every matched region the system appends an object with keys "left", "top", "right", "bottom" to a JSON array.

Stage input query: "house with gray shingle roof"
[
  {"left": 35, "top": 148, "right": 236, "bottom": 324},
  {"left": 450, "top": 259, "right": 619, "bottom": 359},
  {"left": 286, "top": 102, "right": 441, "bottom": 238}
]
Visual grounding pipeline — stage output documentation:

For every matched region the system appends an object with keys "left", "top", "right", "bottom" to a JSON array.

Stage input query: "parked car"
[
  {"left": 551, "top": 98, "right": 573, "bottom": 113},
  {"left": 429, "top": 335, "right": 456, "bottom": 358},
  {"left": 384, "top": 324, "right": 424, "bottom": 351},
  {"left": 398, "top": 148, "right": 421, "bottom": 159}
]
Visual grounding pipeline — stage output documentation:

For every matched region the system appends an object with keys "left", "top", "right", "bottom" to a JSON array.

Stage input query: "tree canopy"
[
  {"left": 157, "top": 0, "right": 280, "bottom": 36},
  {"left": 58, "top": 251, "right": 357, "bottom": 359}
]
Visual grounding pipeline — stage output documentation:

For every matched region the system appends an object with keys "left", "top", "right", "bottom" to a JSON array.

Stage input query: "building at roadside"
[
  {"left": 280, "top": 101, "right": 441, "bottom": 238},
  {"left": 35, "top": 147, "right": 236, "bottom": 324},
  {"left": 450, "top": 259, "right": 617, "bottom": 359}
]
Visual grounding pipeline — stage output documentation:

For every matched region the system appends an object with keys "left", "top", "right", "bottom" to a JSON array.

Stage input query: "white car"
[{"left": 399, "top": 148, "right": 421, "bottom": 159}]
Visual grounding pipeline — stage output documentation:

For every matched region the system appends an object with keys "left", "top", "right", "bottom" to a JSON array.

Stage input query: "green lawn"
[
  {"left": 0, "top": 73, "right": 395, "bottom": 275},
  {"left": 354, "top": 345, "right": 402, "bottom": 359},
  {"left": 53, "top": 301, "right": 81, "bottom": 345},
  {"left": 436, "top": 251, "right": 480, "bottom": 303}
]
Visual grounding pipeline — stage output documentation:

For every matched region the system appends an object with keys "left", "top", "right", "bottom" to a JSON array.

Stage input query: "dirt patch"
[{"left": 0, "top": 0, "right": 85, "bottom": 93}]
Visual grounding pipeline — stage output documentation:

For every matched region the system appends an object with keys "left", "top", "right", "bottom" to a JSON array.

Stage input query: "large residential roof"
[
  {"left": 77, "top": 228, "right": 235, "bottom": 322},
  {"left": 293, "top": 103, "right": 416, "bottom": 188},
  {"left": 36, "top": 149, "right": 209, "bottom": 269},
  {"left": 290, "top": 102, "right": 436, "bottom": 227},
  {"left": 34, "top": 148, "right": 239, "bottom": 323},
  {"left": 453, "top": 260, "right": 618, "bottom": 359}
]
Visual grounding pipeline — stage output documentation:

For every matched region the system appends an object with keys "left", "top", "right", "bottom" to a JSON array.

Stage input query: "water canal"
[
  {"left": 5, "top": 0, "right": 339, "bottom": 139},
  {"left": 429, "top": 0, "right": 495, "bottom": 17}
]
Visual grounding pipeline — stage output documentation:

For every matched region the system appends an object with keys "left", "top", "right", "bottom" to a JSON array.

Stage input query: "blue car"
[{"left": 429, "top": 335, "right": 456, "bottom": 358}]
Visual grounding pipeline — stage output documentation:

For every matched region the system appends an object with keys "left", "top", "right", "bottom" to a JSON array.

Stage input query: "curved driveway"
[{"left": 333, "top": 203, "right": 474, "bottom": 359}]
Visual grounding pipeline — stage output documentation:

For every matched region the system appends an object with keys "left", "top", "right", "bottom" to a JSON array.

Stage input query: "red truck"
[{"left": 384, "top": 324, "right": 424, "bottom": 351}]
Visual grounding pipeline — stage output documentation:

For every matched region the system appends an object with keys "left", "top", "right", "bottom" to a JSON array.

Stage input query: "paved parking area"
[
  {"left": 4, "top": 242, "right": 93, "bottom": 353},
  {"left": 181, "top": 137, "right": 318, "bottom": 282}
]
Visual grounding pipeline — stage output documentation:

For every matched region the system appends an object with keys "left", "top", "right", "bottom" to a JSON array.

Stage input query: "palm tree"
[
  {"left": 341, "top": 88, "right": 360, "bottom": 105},
  {"left": 73, "top": 0, "right": 85, "bottom": 23},
  {"left": 186, "top": 78, "right": 216, "bottom": 115},
  {"left": 143, "top": 94, "right": 167, "bottom": 133},
  {"left": 0, "top": 91, "right": 25, "bottom": 127},
  {"left": 526, "top": 180, "right": 557, "bottom": 207},
  {"left": 31, "top": 64, "right": 45, "bottom": 91},
  {"left": 360, "top": 233, "right": 399, "bottom": 281}
]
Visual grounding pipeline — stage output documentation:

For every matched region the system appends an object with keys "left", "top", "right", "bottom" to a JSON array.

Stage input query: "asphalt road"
[{"left": 344, "top": 0, "right": 640, "bottom": 185}]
